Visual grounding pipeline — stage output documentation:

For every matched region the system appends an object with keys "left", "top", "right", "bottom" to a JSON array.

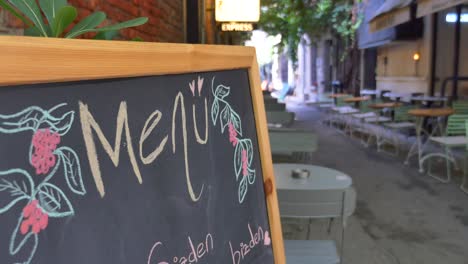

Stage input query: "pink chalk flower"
[
  {"left": 242, "top": 149, "right": 248, "bottom": 177},
  {"left": 20, "top": 200, "right": 49, "bottom": 235},
  {"left": 31, "top": 128, "right": 61, "bottom": 175},
  {"left": 228, "top": 122, "right": 238, "bottom": 146}
]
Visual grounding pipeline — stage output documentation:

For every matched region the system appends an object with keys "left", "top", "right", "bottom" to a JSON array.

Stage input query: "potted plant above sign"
[{"left": 0, "top": 0, "right": 147, "bottom": 39}]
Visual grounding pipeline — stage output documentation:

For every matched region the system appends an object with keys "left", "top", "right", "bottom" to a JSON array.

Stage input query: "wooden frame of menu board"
[{"left": 0, "top": 36, "right": 285, "bottom": 263}]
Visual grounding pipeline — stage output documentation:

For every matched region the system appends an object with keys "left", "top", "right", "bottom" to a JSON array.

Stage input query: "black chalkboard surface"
[{"left": 0, "top": 69, "right": 275, "bottom": 263}]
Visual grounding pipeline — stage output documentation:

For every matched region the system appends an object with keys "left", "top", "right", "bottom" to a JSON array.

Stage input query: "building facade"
[{"left": 359, "top": 0, "right": 468, "bottom": 99}]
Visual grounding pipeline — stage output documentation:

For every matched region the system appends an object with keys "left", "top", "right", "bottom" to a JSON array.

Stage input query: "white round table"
[
  {"left": 274, "top": 163, "right": 352, "bottom": 191},
  {"left": 383, "top": 92, "right": 411, "bottom": 101},
  {"left": 360, "top": 89, "right": 379, "bottom": 96},
  {"left": 409, "top": 95, "right": 447, "bottom": 102}
]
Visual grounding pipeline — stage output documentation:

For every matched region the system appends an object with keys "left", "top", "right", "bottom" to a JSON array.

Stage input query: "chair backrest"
[
  {"left": 277, "top": 187, "right": 356, "bottom": 219},
  {"left": 265, "top": 102, "right": 286, "bottom": 111},
  {"left": 466, "top": 120, "right": 468, "bottom": 151},
  {"left": 453, "top": 101, "right": 468, "bottom": 115},
  {"left": 394, "top": 105, "right": 416, "bottom": 122},
  {"left": 267, "top": 111, "right": 295, "bottom": 127},
  {"left": 446, "top": 114, "right": 468, "bottom": 136},
  {"left": 380, "top": 90, "right": 391, "bottom": 100},
  {"left": 336, "top": 95, "right": 352, "bottom": 107}
]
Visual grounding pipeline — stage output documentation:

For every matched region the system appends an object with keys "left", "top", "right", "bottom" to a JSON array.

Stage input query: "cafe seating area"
[
  {"left": 264, "top": 89, "right": 468, "bottom": 263},
  {"left": 263, "top": 91, "right": 355, "bottom": 263},
  {"left": 315, "top": 91, "right": 468, "bottom": 194}
]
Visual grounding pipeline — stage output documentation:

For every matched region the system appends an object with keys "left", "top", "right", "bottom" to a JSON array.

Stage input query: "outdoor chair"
[
  {"left": 330, "top": 95, "right": 358, "bottom": 128},
  {"left": 347, "top": 99, "right": 384, "bottom": 137},
  {"left": 267, "top": 111, "right": 295, "bottom": 127},
  {"left": 421, "top": 114, "right": 468, "bottom": 183},
  {"left": 453, "top": 100, "right": 468, "bottom": 114},
  {"left": 280, "top": 187, "right": 357, "bottom": 264},
  {"left": 265, "top": 101, "right": 287, "bottom": 111},
  {"left": 462, "top": 120, "right": 468, "bottom": 194},
  {"left": 382, "top": 105, "right": 417, "bottom": 155},
  {"left": 362, "top": 105, "right": 392, "bottom": 151},
  {"left": 410, "top": 92, "right": 424, "bottom": 105},
  {"left": 269, "top": 129, "right": 317, "bottom": 162}
]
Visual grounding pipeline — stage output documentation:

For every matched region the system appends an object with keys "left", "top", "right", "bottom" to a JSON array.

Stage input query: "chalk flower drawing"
[
  {"left": 210, "top": 77, "right": 256, "bottom": 203},
  {"left": 0, "top": 103, "right": 86, "bottom": 264}
]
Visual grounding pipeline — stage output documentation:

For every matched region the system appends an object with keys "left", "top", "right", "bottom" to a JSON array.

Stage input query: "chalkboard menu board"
[{"left": 0, "top": 37, "right": 284, "bottom": 263}]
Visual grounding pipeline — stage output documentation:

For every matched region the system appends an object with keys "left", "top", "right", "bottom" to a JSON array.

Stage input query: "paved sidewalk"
[{"left": 279, "top": 103, "right": 468, "bottom": 264}]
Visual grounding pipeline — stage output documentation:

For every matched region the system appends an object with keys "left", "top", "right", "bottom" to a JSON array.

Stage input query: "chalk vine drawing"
[
  {"left": 210, "top": 77, "right": 256, "bottom": 203},
  {"left": 0, "top": 103, "right": 86, "bottom": 264}
]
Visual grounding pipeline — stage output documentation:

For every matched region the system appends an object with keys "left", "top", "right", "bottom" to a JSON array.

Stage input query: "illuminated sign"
[
  {"left": 215, "top": 0, "right": 260, "bottom": 22},
  {"left": 221, "top": 22, "right": 254, "bottom": 32}
]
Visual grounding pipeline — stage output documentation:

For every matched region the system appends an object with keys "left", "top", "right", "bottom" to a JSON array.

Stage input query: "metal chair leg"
[
  {"left": 461, "top": 157, "right": 468, "bottom": 194},
  {"left": 424, "top": 147, "right": 454, "bottom": 183},
  {"left": 340, "top": 191, "right": 346, "bottom": 264}
]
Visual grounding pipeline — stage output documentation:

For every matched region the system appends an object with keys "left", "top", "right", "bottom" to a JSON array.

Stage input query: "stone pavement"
[{"left": 279, "top": 103, "right": 468, "bottom": 264}]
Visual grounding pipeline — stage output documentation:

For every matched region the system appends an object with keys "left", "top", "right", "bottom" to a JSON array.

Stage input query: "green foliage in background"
[
  {"left": 258, "top": 0, "right": 362, "bottom": 65},
  {"left": 0, "top": 0, "right": 148, "bottom": 39}
]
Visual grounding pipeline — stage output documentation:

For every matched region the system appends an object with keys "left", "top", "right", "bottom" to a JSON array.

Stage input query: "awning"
[
  {"left": 369, "top": 0, "right": 413, "bottom": 32},
  {"left": 417, "top": 0, "right": 468, "bottom": 18}
]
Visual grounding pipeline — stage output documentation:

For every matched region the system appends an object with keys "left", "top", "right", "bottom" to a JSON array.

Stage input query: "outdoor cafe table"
[
  {"left": 344, "top": 96, "right": 370, "bottom": 108},
  {"left": 274, "top": 163, "right": 352, "bottom": 192},
  {"left": 274, "top": 163, "right": 353, "bottom": 264},
  {"left": 328, "top": 93, "right": 348, "bottom": 98},
  {"left": 404, "top": 108, "right": 455, "bottom": 172},
  {"left": 410, "top": 95, "right": 447, "bottom": 107},
  {"left": 360, "top": 89, "right": 379, "bottom": 96},
  {"left": 383, "top": 92, "right": 411, "bottom": 101}
]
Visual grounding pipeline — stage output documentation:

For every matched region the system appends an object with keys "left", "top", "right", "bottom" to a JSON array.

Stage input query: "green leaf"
[
  {"left": 0, "top": 0, "right": 32, "bottom": 27},
  {"left": 24, "top": 26, "right": 42, "bottom": 36},
  {"left": 8, "top": 0, "right": 48, "bottom": 36},
  {"left": 38, "top": 0, "right": 67, "bottom": 27},
  {"left": 234, "top": 142, "right": 244, "bottom": 179},
  {"left": 67, "top": 16, "right": 147, "bottom": 39},
  {"left": 65, "top": 11, "right": 106, "bottom": 38},
  {"left": 230, "top": 111, "right": 242, "bottom": 136},
  {"left": 94, "top": 30, "right": 119, "bottom": 40},
  {"left": 238, "top": 176, "right": 248, "bottom": 203},
  {"left": 38, "top": 183, "right": 74, "bottom": 217},
  {"left": 131, "top": 36, "right": 143, "bottom": 41},
  {"left": 215, "top": 84, "right": 230, "bottom": 99},
  {"left": 211, "top": 99, "right": 219, "bottom": 125},
  {"left": 220, "top": 105, "right": 231, "bottom": 133},
  {"left": 51, "top": 6, "right": 77, "bottom": 37},
  {"left": 94, "top": 17, "right": 148, "bottom": 32},
  {"left": 0, "top": 169, "right": 33, "bottom": 214},
  {"left": 55, "top": 147, "right": 86, "bottom": 195}
]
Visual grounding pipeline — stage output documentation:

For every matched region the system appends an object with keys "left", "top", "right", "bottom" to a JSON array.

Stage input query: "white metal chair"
[
  {"left": 267, "top": 111, "right": 295, "bottom": 127},
  {"left": 421, "top": 114, "right": 468, "bottom": 183},
  {"left": 279, "top": 187, "right": 357, "bottom": 264}
]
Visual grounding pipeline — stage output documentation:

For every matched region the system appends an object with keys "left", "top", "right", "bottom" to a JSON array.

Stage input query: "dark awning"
[
  {"left": 417, "top": 0, "right": 468, "bottom": 17},
  {"left": 369, "top": 0, "right": 413, "bottom": 32},
  {"left": 358, "top": 0, "right": 397, "bottom": 49}
]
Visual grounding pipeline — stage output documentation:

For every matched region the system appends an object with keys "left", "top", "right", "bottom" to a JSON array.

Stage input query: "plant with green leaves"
[
  {"left": 0, "top": 0, "right": 148, "bottom": 39},
  {"left": 258, "top": 0, "right": 363, "bottom": 65}
]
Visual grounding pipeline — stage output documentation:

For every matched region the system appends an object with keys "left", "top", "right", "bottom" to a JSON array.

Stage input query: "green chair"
[
  {"left": 463, "top": 120, "right": 468, "bottom": 194},
  {"left": 421, "top": 114, "right": 468, "bottom": 183},
  {"left": 380, "top": 105, "right": 417, "bottom": 155},
  {"left": 453, "top": 101, "right": 468, "bottom": 114},
  {"left": 267, "top": 111, "right": 295, "bottom": 127}
]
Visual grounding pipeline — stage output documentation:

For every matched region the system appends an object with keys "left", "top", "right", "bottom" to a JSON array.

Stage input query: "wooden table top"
[
  {"left": 408, "top": 108, "right": 454, "bottom": 117},
  {"left": 369, "top": 102, "right": 402, "bottom": 109},
  {"left": 344, "top": 96, "right": 370, "bottom": 103},
  {"left": 328, "top": 93, "right": 348, "bottom": 98}
]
